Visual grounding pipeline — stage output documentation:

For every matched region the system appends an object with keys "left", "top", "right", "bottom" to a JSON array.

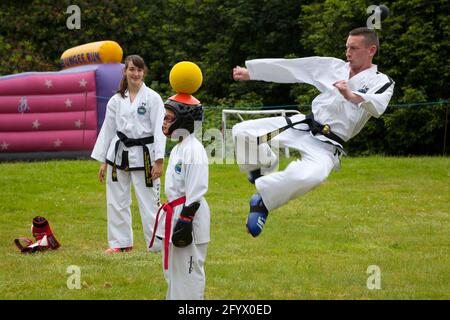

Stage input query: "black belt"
[
  {"left": 291, "top": 114, "right": 345, "bottom": 146},
  {"left": 257, "top": 113, "right": 345, "bottom": 147},
  {"left": 112, "top": 131, "right": 154, "bottom": 187}
]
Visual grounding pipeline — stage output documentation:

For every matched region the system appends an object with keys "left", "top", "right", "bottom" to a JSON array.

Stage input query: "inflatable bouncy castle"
[{"left": 0, "top": 41, "right": 124, "bottom": 160}]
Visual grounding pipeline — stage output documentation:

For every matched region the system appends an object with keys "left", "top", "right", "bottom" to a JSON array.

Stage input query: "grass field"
[{"left": 0, "top": 156, "right": 449, "bottom": 300}]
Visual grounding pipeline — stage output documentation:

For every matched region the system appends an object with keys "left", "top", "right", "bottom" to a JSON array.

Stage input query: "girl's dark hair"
[{"left": 117, "top": 55, "right": 148, "bottom": 98}]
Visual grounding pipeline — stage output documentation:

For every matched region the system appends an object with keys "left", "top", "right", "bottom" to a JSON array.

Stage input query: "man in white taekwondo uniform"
[
  {"left": 149, "top": 93, "right": 210, "bottom": 300},
  {"left": 91, "top": 55, "right": 166, "bottom": 253},
  {"left": 232, "top": 27, "right": 395, "bottom": 237}
]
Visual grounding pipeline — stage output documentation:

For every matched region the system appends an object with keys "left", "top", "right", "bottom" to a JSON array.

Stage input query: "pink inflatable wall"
[{"left": 0, "top": 64, "right": 123, "bottom": 158}]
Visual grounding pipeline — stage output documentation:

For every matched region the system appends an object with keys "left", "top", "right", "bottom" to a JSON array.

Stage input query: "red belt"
[{"left": 149, "top": 196, "right": 186, "bottom": 269}]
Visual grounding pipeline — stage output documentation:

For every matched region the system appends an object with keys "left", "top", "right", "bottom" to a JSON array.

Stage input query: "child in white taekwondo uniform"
[
  {"left": 232, "top": 27, "right": 395, "bottom": 237},
  {"left": 149, "top": 93, "right": 210, "bottom": 300},
  {"left": 91, "top": 55, "right": 166, "bottom": 253}
]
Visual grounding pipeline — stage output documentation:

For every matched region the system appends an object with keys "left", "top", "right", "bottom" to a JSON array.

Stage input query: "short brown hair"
[{"left": 349, "top": 27, "right": 379, "bottom": 50}]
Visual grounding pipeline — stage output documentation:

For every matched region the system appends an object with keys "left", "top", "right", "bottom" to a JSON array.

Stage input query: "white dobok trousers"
[
  {"left": 162, "top": 242, "right": 208, "bottom": 300},
  {"left": 106, "top": 165, "right": 161, "bottom": 251},
  {"left": 232, "top": 114, "right": 341, "bottom": 212}
]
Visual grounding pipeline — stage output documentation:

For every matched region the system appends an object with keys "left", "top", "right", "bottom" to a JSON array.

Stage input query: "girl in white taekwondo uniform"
[
  {"left": 149, "top": 93, "right": 209, "bottom": 300},
  {"left": 232, "top": 27, "right": 395, "bottom": 237},
  {"left": 91, "top": 55, "right": 166, "bottom": 253}
]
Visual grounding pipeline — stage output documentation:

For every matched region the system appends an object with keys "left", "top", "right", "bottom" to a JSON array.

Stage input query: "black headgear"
[{"left": 164, "top": 99, "right": 203, "bottom": 135}]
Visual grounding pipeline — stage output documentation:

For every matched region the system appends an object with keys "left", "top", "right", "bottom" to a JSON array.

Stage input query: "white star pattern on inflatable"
[
  {"left": 32, "top": 120, "right": 41, "bottom": 129},
  {"left": 79, "top": 78, "right": 87, "bottom": 87},
  {"left": 45, "top": 79, "right": 53, "bottom": 88},
  {"left": 74, "top": 120, "right": 83, "bottom": 128},
  {"left": 65, "top": 98, "right": 72, "bottom": 108},
  {"left": 53, "top": 139, "right": 63, "bottom": 148},
  {"left": 1, "top": 141, "right": 9, "bottom": 150}
]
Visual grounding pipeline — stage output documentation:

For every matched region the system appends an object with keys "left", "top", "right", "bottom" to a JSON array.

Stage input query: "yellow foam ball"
[{"left": 169, "top": 61, "right": 203, "bottom": 94}]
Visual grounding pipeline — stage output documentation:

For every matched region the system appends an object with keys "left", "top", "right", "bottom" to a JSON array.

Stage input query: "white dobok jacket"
[
  {"left": 158, "top": 134, "right": 210, "bottom": 245},
  {"left": 246, "top": 57, "right": 395, "bottom": 142},
  {"left": 91, "top": 83, "right": 166, "bottom": 167}
]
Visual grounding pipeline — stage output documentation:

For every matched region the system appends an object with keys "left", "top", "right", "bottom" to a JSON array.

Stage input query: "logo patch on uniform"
[
  {"left": 137, "top": 106, "right": 146, "bottom": 115},
  {"left": 357, "top": 84, "right": 369, "bottom": 93},
  {"left": 174, "top": 161, "right": 182, "bottom": 174}
]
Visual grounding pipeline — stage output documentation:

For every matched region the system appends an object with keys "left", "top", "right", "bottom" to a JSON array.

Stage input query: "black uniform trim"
[{"left": 374, "top": 73, "right": 394, "bottom": 94}]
